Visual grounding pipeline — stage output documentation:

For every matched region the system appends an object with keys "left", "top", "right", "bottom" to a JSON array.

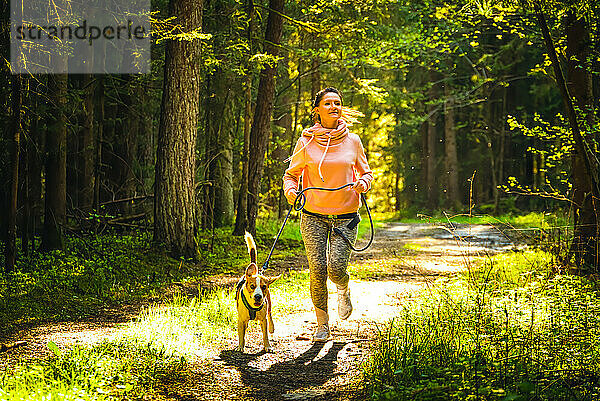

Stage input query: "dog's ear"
[
  {"left": 267, "top": 274, "right": 281, "bottom": 286},
  {"left": 245, "top": 263, "right": 258, "bottom": 278}
]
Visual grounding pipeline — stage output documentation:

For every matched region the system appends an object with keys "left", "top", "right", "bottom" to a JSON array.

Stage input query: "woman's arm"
[
  {"left": 283, "top": 139, "right": 306, "bottom": 203},
  {"left": 353, "top": 137, "right": 373, "bottom": 192}
]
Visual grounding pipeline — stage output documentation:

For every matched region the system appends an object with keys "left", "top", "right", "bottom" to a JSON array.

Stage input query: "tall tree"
[
  {"left": 564, "top": 9, "right": 598, "bottom": 271},
  {"left": 42, "top": 73, "right": 67, "bottom": 251},
  {"left": 530, "top": 1, "right": 598, "bottom": 271},
  {"left": 5, "top": 74, "right": 21, "bottom": 271},
  {"left": 154, "top": 0, "right": 203, "bottom": 258},
  {"left": 426, "top": 79, "right": 439, "bottom": 211},
  {"left": 246, "top": 0, "right": 285, "bottom": 235},
  {"left": 204, "top": 70, "right": 234, "bottom": 228},
  {"left": 444, "top": 83, "right": 460, "bottom": 210},
  {"left": 233, "top": 0, "right": 254, "bottom": 236}
]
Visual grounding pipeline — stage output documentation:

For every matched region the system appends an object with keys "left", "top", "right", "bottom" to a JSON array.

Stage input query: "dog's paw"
[
  {"left": 263, "top": 346, "right": 274, "bottom": 353},
  {"left": 236, "top": 346, "right": 245, "bottom": 353}
]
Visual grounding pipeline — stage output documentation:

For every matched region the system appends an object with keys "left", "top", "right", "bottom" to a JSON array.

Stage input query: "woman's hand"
[
  {"left": 352, "top": 180, "right": 368, "bottom": 193},
  {"left": 285, "top": 189, "right": 299, "bottom": 204}
]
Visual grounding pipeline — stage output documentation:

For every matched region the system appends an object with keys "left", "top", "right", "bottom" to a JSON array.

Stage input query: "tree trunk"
[
  {"left": 444, "top": 84, "right": 460, "bottom": 211},
  {"left": 42, "top": 73, "right": 67, "bottom": 252},
  {"left": 154, "top": 0, "right": 203, "bottom": 259},
  {"left": 279, "top": 65, "right": 302, "bottom": 217},
  {"left": 205, "top": 70, "right": 234, "bottom": 228},
  {"left": 122, "top": 77, "right": 139, "bottom": 215},
  {"left": 311, "top": 56, "right": 321, "bottom": 99},
  {"left": 5, "top": 74, "right": 21, "bottom": 271},
  {"left": 93, "top": 76, "right": 104, "bottom": 213},
  {"left": 564, "top": 10, "right": 598, "bottom": 271},
  {"left": 426, "top": 81, "right": 439, "bottom": 212},
  {"left": 80, "top": 74, "right": 95, "bottom": 212},
  {"left": 494, "top": 87, "right": 507, "bottom": 214},
  {"left": 233, "top": 0, "right": 253, "bottom": 236},
  {"left": 273, "top": 57, "right": 293, "bottom": 219},
  {"left": 532, "top": 1, "right": 598, "bottom": 271},
  {"left": 19, "top": 98, "right": 29, "bottom": 256},
  {"left": 419, "top": 121, "right": 428, "bottom": 208},
  {"left": 246, "top": 0, "right": 285, "bottom": 236}
]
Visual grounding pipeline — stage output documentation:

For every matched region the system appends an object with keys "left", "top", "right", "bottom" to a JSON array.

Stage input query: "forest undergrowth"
[
  {"left": 363, "top": 223, "right": 600, "bottom": 401},
  {"left": 0, "top": 218, "right": 305, "bottom": 334},
  {"left": 0, "top": 217, "right": 307, "bottom": 400},
  {"left": 1, "top": 211, "right": 592, "bottom": 401}
]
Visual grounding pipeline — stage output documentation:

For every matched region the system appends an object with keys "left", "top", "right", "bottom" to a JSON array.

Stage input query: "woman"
[{"left": 283, "top": 87, "right": 373, "bottom": 341}]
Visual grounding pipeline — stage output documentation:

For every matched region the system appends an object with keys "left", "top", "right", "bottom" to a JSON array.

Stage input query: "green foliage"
[
  {"left": 0, "top": 340, "right": 186, "bottom": 400},
  {"left": 0, "top": 251, "right": 311, "bottom": 400},
  {"left": 0, "top": 227, "right": 305, "bottom": 334},
  {"left": 394, "top": 210, "right": 567, "bottom": 230},
  {"left": 0, "top": 232, "right": 175, "bottom": 330},
  {"left": 503, "top": 113, "right": 573, "bottom": 199},
  {"left": 363, "top": 249, "right": 600, "bottom": 400}
]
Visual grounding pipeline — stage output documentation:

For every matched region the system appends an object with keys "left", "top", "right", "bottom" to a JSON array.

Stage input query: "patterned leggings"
[{"left": 300, "top": 213, "right": 358, "bottom": 312}]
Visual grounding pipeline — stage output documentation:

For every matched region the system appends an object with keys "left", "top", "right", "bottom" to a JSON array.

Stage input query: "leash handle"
[{"left": 332, "top": 193, "right": 374, "bottom": 252}]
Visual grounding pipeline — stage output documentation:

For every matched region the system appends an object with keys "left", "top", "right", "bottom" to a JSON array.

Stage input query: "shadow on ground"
[{"left": 218, "top": 341, "right": 348, "bottom": 400}]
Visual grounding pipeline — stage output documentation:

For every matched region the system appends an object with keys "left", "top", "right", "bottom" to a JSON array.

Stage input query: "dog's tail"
[{"left": 244, "top": 231, "right": 257, "bottom": 264}]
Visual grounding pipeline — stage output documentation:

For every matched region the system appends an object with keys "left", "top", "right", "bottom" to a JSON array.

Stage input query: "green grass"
[
  {"left": 349, "top": 256, "right": 409, "bottom": 280},
  {"left": 403, "top": 243, "right": 423, "bottom": 251},
  {"left": 0, "top": 266, "right": 311, "bottom": 400},
  {"left": 119, "top": 268, "right": 311, "bottom": 354},
  {"left": 395, "top": 211, "right": 568, "bottom": 231},
  {"left": 363, "top": 249, "right": 600, "bottom": 400},
  {"left": 0, "top": 221, "right": 306, "bottom": 335},
  {"left": 0, "top": 339, "right": 187, "bottom": 401},
  {"left": 257, "top": 216, "right": 303, "bottom": 242}
]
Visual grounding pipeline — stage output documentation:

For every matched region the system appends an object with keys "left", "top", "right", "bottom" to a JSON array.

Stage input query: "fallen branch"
[
  {"left": 0, "top": 341, "right": 27, "bottom": 352},
  {"left": 107, "top": 213, "right": 147, "bottom": 224},
  {"left": 100, "top": 195, "right": 154, "bottom": 206}
]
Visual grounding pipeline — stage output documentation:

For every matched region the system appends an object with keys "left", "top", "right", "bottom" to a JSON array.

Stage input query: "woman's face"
[{"left": 315, "top": 92, "right": 342, "bottom": 128}]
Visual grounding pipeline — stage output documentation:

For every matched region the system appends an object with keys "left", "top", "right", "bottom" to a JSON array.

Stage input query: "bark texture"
[
  {"left": 444, "top": 84, "right": 460, "bottom": 210},
  {"left": 204, "top": 70, "right": 234, "bottom": 228},
  {"left": 5, "top": 74, "right": 21, "bottom": 271},
  {"left": 246, "top": 0, "right": 285, "bottom": 236},
  {"left": 233, "top": 0, "right": 253, "bottom": 236},
  {"left": 426, "top": 81, "right": 439, "bottom": 211},
  {"left": 154, "top": 0, "right": 203, "bottom": 258},
  {"left": 42, "top": 74, "right": 67, "bottom": 251},
  {"left": 80, "top": 74, "right": 95, "bottom": 211}
]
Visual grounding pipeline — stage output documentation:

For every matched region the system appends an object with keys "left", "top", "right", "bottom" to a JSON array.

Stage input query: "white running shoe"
[
  {"left": 313, "top": 307, "right": 330, "bottom": 342},
  {"left": 313, "top": 323, "right": 330, "bottom": 342}
]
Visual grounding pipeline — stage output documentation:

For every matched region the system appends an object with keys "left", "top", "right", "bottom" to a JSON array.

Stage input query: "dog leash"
[{"left": 260, "top": 182, "right": 374, "bottom": 274}]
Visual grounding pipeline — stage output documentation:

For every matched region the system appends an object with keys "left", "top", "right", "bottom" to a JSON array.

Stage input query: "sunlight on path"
[{"left": 0, "top": 321, "right": 126, "bottom": 371}]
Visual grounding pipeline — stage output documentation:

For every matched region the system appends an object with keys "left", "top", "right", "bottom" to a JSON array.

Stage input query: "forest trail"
[
  {"left": 178, "top": 221, "right": 522, "bottom": 401},
  {"left": 0, "top": 221, "right": 524, "bottom": 400}
]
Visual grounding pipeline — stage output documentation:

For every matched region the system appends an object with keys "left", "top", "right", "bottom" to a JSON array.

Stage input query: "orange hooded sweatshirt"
[{"left": 283, "top": 122, "right": 373, "bottom": 215}]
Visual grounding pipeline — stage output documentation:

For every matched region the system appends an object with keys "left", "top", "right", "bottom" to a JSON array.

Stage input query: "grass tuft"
[{"left": 363, "top": 249, "right": 600, "bottom": 400}]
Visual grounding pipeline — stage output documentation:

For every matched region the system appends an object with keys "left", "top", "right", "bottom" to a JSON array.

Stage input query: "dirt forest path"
[
  {"left": 0, "top": 222, "right": 523, "bottom": 400},
  {"left": 178, "top": 222, "right": 520, "bottom": 401}
]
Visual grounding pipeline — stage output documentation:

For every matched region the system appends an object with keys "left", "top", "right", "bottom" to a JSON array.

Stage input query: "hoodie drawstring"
[{"left": 317, "top": 135, "right": 332, "bottom": 182}]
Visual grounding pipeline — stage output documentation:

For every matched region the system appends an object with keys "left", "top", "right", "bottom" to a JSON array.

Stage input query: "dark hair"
[
  {"left": 312, "top": 87, "right": 343, "bottom": 123},
  {"left": 312, "top": 87, "right": 343, "bottom": 109}
]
